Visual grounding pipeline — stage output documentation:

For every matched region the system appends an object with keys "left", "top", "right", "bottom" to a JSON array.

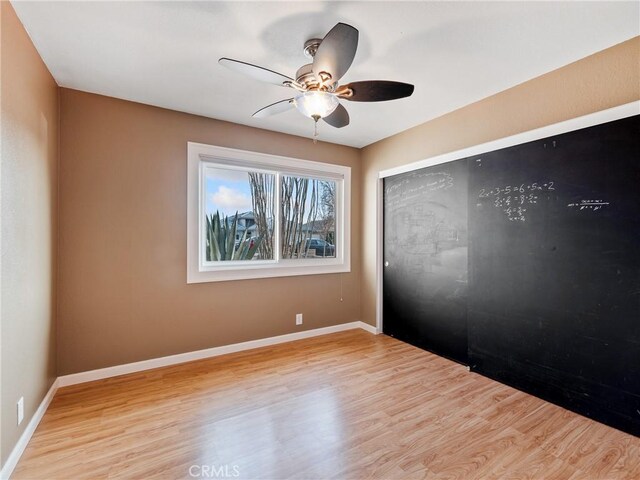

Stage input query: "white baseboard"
[
  {"left": 1, "top": 321, "right": 376, "bottom": 478},
  {"left": 58, "top": 321, "right": 377, "bottom": 388},
  {"left": 358, "top": 321, "right": 379, "bottom": 335},
  {"left": 0, "top": 379, "right": 59, "bottom": 480}
]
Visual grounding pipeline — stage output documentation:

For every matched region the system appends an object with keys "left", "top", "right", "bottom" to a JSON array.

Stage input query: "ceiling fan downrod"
[{"left": 303, "top": 38, "right": 322, "bottom": 59}]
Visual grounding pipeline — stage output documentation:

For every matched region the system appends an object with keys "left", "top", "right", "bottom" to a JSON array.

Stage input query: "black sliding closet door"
[
  {"left": 383, "top": 158, "right": 469, "bottom": 364},
  {"left": 381, "top": 115, "right": 639, "bottom": 436}
]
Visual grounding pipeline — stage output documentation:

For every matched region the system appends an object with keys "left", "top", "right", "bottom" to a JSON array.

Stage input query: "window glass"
[
  {"left": 281, "top": 176, "right": 336, "bottom": 259},
  {"left": 204, "top": 166, "right": 275, "bottom": 261}
]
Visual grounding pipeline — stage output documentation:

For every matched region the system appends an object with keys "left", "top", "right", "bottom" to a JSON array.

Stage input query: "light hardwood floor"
[{"left": 12, "top": 330, "right": 640, "bottom": 480}]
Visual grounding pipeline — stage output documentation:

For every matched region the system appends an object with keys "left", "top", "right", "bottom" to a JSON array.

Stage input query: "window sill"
[{"left": 187, "top": 261, "right": 350, "bottom": 283}]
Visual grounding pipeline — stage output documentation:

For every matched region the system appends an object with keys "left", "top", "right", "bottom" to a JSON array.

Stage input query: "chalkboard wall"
[{"left": 383, "top": 114, "right": 640, "bottom": 436}]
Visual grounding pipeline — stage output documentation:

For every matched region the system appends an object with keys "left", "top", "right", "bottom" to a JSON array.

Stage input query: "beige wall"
[
  {"left": 58, "top": 89, "right": 361, "bottom": 375},
  {"left": 0, "top": 1, "right": 59, "bottom": 466},
  {"left": 360, "top": 37, "right": 640, "bottom": 327}
]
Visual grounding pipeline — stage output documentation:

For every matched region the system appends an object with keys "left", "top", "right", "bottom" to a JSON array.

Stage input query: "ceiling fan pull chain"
[{"left": 312, "top": 115, "right": 320, "bottom": 144}]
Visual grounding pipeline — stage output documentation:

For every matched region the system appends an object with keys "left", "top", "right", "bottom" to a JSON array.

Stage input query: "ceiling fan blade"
[
  {"left": 337, "top": 81, "right": 414, "bottom": 102},
  {"left": 252, "top": 98, "right": 295, "bottom": 118},
  {"left": 323, "top": 103, "right": 349, "bottom": 128},
  {"left": 219, "top": 58, "right": 294, "bottom": 87},
  {"left": 313, "top": 23, "right": 358, "bottom": 84}
]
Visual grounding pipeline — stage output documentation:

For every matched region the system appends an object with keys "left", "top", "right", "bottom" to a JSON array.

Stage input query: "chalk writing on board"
[
  {"left": 476, "top": 182, "right": 556, "bottom": 222},
  {"left": 385, "top": 172, "right": 453, "bottom": 204},
  {"left": 386, "top": 206, "right": 461, "bottom": 254},
  {"left": 567, "top": 200, "right": 610, "bottom": 211}
]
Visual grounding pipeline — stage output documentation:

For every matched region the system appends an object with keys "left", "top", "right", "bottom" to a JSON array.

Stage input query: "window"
[{"left": 187, "top": 143, "right": 350, "bottom": 283}]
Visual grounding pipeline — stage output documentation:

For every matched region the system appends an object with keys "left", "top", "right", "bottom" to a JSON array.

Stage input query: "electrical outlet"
[
  {"left": 17, "top": 397, "right": 24, "bottom": 425},
  {"left": 296, "top": 313, "right": 303, "bottom": 325}
]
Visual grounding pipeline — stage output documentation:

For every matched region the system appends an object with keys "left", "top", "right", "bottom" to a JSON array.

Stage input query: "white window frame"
[{"left": 187, "top": 142, "right": 351, "bottom": 283}]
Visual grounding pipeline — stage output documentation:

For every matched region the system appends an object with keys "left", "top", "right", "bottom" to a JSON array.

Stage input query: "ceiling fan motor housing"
[
  {"left": 299, "top": 39, "right": 336, "bottom": 90},
  {"left": 296, "top": 64, "right": 335, "bottom": 91},
  {"left": 295, "top": 63, "right": 319, "bottom": 89}
]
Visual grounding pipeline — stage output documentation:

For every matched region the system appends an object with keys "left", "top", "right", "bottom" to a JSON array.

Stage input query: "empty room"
[{"left": 1, "top": 1, "right": 639, "bottom": 479}]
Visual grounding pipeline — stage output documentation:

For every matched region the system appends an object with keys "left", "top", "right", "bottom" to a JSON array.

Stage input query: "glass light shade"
[{"left": 294, "top": 91, "right": 339, "bottom": 119}]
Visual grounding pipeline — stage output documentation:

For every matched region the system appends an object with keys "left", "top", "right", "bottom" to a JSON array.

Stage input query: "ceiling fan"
[{"left": 219, "top": 22, "right": 414, "bottom": 139}]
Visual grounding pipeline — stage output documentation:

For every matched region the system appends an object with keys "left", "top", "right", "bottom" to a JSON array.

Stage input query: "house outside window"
[{"left": 187, "top": 143, "right": 351, "bottom": 283}]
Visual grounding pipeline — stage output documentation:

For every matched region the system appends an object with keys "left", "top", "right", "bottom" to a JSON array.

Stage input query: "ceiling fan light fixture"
[{"left": 294, "top": 91, "right": 339, "bottom": 120}]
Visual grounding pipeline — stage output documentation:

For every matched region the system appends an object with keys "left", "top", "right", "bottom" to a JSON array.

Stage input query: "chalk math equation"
[
  {"left": 476, "top": 182, "right": 555, "bottom": 222},
  {"left": 567, "top": 200, "right": 610, "bottom": 211}
]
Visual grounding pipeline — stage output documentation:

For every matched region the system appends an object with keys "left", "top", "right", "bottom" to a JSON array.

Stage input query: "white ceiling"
[{"left": 12, "top": 1, "right": 639, "bottom": 148}]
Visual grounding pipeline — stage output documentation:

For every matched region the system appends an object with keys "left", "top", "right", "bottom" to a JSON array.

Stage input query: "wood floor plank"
[{"left": 12, "top": 330, "right": 640, "bottom": 479}]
